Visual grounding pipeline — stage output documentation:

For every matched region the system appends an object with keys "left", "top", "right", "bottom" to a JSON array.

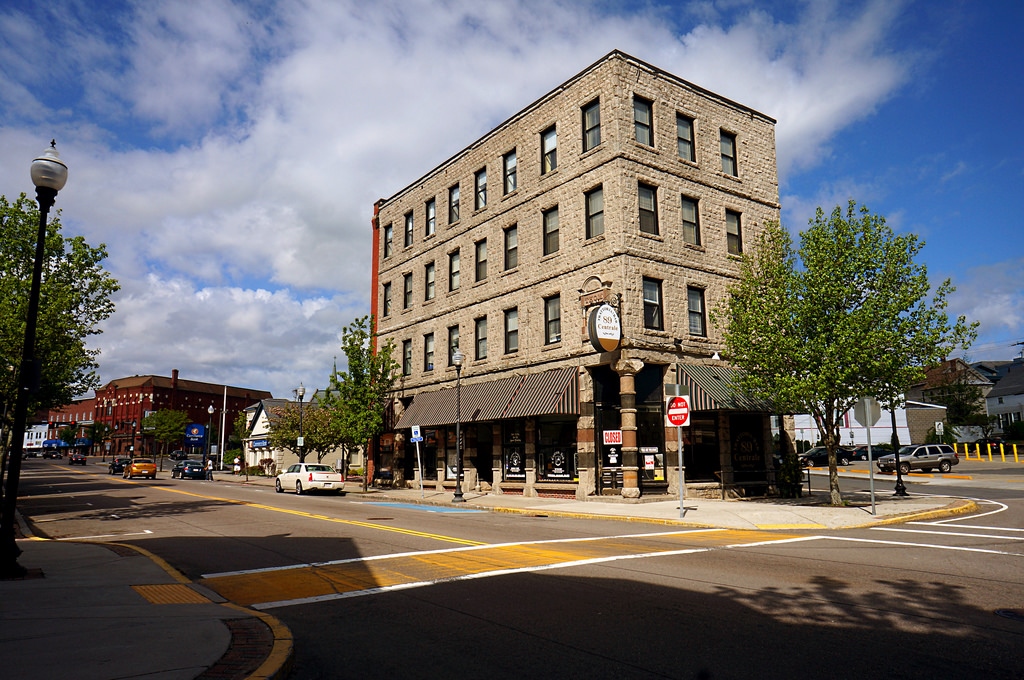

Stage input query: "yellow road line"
[{"left": 110, "top": 475, "right": 486, "bottom": 546}]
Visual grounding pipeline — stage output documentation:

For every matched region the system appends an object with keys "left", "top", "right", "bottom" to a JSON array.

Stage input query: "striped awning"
[
  {"left": 677, "top": 364, "right": 773, "bottom": 412},
  {"left": 502, "top": 367, "right": 579, "bottom": 419},
  {"left": 395, "top": 368, "right": 580, "bottom": 429}
]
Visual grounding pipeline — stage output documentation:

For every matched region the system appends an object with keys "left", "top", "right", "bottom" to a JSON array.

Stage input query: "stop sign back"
[{"left": 666, "top": 395, "right": 691, "bottom": 427}]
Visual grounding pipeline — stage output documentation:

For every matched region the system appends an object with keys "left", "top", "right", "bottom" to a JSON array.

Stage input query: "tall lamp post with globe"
[
  {"left": 451, "top": 350, "right": 465, "bottom": 503},
  {"left": 1, "top": 142, "right": 69, "bottom": 579},
  {"left": 295, "top": 384, "right": 305, "bottom": 462}
]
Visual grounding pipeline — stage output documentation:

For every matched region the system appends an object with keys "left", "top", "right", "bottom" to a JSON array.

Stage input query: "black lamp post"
[
  {"left": 1, "top": 142, "right": 68, "bottom": 579},
  {"left": 296, "top": 383, "right": 305, "bottom": 462},
  {"left": 452, "top": 350, "right": 465, "bottom": 503},
  {"left": 206, "top": 405, "right": 215, "bottom": 467}
]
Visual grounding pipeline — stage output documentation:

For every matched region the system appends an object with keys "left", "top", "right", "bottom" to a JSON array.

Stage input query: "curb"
[
  {"left": 108, "top": 541, "right": 294, "bottom": 680},
  {"left": 859, "top": 498, "right": 980, "bottom": 528}
]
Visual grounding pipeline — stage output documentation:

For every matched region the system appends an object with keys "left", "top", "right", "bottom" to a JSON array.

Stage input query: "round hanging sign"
[{"left": 588, "top": 303, "right": 621, "bottom": 353}]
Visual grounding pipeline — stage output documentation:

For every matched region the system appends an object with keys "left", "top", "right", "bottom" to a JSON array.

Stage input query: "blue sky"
[{"left": 1, "top": 0, "right": 1021, "bottom": 399}]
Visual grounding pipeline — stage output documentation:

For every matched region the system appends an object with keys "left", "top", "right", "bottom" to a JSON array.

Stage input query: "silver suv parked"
[{"left": 876, "top": 444, "right": 959, "bottom": 474}]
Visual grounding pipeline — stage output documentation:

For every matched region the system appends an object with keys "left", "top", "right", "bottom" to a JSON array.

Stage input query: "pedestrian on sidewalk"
[
  {"left": 205, "top": 458, "right": 214, "bottom": 481},
  {"left": 233, "top": 456, "right": 241, "bottom": 475}
]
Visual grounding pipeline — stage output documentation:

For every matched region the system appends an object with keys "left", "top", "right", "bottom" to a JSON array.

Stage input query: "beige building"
[{"left": 370, "top": 51, "right": 780, "bottom": 499}]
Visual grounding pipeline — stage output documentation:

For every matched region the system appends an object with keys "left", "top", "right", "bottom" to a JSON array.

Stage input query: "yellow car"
[{"left": 123, "top": 458, "right": 157, "bottom": 479}]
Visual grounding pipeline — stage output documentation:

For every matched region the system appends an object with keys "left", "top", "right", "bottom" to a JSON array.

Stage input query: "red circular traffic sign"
[{"left": 666, "top": 395, "right": 690, "bottom": 427}]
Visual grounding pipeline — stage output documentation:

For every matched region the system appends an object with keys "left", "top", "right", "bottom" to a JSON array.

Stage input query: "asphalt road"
[{"left": 13, "top": 458, "right": 1024, "bottom": 680}]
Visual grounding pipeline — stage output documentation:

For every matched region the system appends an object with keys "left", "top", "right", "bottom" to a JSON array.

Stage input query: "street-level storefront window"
[
  {"left": 419, "top": 429, "right": 439, "bottom": 480},
  {"left": 537, "top": 416, "right": 577, "bottom": 481},
  {"left": 638, "top": 406, "right": 666, "bottom": 485},
  {"left": 502, "top": 420, "right": 526, "bottom": 481},
  {"left": 445, "top": 426, "right": 462, "bottom": 480}
]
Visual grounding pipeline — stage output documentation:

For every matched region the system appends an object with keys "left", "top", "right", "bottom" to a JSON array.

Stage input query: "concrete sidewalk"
[
  {"left": 1, "top": 519, "right": 293, "bottom": 680},
  {"left": 222, "top": 469, "right": 976, "bottom": 530},
  {"left": 1, "top": 471, "right": 972, "bottom": 680}
]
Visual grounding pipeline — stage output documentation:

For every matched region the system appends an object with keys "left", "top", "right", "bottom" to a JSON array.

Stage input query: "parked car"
[
  {"left": 108, "top": 456, "right": 132, "bottom": 474},
  {"left": 68, "top": 452, "right": 87, "bottom": 466},
  {"left": 798, "top": 446, "right": 857, "bottom": 467},
  {"left": 171, "top": 460, "right": 207, "bottom": 480},
  {"left": 275, "top": 463, "right": 344, "bottom": 495},
  {"left": 169, "top": 450, "right": 189, "bottom": 461},
  {"left": 852, "top": 444, "right": 890, "bottom": 461},
  {"left": 42, "top": 449, "right": 63, "bottom": 459},
  {"left": 876, "top": 444, "right": 959, "bottom": 474},
  {"left": 123, "top": 458, "right": 157, "bottom": 479},
  {"left": 973, "top": 438, "right": 1005, "bottom": 454}
]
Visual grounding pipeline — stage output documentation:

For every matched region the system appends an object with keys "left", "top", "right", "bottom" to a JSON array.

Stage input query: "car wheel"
[
  {"left": 296, "top": 481, "right": 303, "bottom": 495},
  {"left": 898, "top": 462, "right": 910, "bottom": 475},
  {"left": 939, "top": 461, "right": 952, "bottom": 473},
  {"left": 839, "top": 456, "right": 850, "bottom": 466},
  {"left": 275, "top": 479, "right": 283, "bottom": 493}
]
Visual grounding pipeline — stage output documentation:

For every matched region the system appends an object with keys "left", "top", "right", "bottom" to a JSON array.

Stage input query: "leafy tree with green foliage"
[
  {"left": 267, "top": 401, "right": 342, "bottom": 464},
  {"left": 718, "top": 201, "right": 975, "bottom": 505},
  {"left": 141, "top": 409, "right": 188, "bottom": 461},
  {"left": 0, "top": 194, "right": 119, "bottom": 435},
  {"left": 321, "top": 316, "right": 399, "bottom": 484},
  {"left": 925, "top": 361, "right": 986, "bottom": 426}
]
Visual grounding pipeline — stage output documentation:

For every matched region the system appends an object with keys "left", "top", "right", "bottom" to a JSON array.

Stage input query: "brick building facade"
[
  {"left": 371, "top": 51, "right": 780, "bottom": 499},
  {"left": 92, "top": 370, "right": 271, "bottom": 460}
]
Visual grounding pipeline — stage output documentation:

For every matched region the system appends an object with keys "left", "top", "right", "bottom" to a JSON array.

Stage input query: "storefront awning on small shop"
[
  {"left": 502, "top": 367, "right": 579, "bottom": 419},
  {"left": 74, "top": 438, "right": 92, "bottom": 447},
  {"left": 395, "top": 368, "right": 580, "bottom": 429},
  {"left": 677, "top": 364, "right": 773, "bottom": 412},
  {"left": 42, "top": 439, "right": 67, "bottom": 448}
]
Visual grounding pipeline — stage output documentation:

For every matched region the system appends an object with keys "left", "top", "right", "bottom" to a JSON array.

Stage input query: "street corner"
[
  {"left": 118, "top": 542, "right": 294, "bottom": 680},
  {"left": 865, "top": 498, "right": 979, "bottom": 528}
]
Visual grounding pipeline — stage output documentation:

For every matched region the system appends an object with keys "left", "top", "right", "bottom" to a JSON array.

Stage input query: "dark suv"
[
  {"left": 876, "top": 444, "right": 959, "bottom": 474},
  {"left": 108, "top": 456, "right": 132, "bottom": 475}
]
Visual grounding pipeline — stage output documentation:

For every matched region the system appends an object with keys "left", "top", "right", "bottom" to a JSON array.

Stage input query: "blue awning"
[
  {"left": 42, "top": 439, "right": 65, "bottom": 448},
  {"left": 74, "top": 438, "right": 92, "bottom": 447}
]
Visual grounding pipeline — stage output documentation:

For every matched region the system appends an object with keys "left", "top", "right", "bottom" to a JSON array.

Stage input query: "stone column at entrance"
[{"left": 615, "top": 357, "right": 643, "bottom": 499}]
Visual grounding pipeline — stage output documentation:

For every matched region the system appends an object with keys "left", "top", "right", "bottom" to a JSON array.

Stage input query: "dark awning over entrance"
[
  {"left": 395, "top": 367, "right": 580, "bottom": 429},
  {"left": 677, "top": 364, "right": 773, "bottom": 412}
]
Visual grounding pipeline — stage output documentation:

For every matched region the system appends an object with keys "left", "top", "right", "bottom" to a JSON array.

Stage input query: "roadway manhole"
[
  {"left": 366, "top": 517, "right": 394, "bottom": 521},
  {"left": 996, "top": 609, "right": 1024, "bottom": 623}
]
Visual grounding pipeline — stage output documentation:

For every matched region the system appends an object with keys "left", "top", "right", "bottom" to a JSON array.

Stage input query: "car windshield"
[
  {"left": 134, "top": 459, "right": 154, "bottom": 464},
  {"left": 305, "top": 465, "right": 335, "bottom": 472},
  {"left": 898, "top": 447, "right": 915, "bottom": 456}
]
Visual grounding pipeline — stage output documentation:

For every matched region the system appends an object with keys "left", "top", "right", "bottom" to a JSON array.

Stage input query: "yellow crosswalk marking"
[{"left": 202, "top": 530, "right": 803, "bottom": 608}]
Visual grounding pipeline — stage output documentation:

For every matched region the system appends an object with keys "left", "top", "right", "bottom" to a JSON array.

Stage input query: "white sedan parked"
[{"left": 275, "top": 463, "right": 344, "bottom": 495}]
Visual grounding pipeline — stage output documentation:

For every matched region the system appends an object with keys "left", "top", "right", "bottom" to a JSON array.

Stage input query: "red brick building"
[{"left": 90, "top": 369, "right": 272, "bottom": 458}]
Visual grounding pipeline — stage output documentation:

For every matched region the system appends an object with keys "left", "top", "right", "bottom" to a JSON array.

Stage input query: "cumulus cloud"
[{"left": 0, "top": 0, "right": 949, "bottom": 397}]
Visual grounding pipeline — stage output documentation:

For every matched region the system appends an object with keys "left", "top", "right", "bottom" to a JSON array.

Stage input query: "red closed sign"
[
  {"left": 666, "top": 395, "right": 691, "bottom": 427},
  {"left": 602, "top": 430, "right": 623, "bottom": 446}
]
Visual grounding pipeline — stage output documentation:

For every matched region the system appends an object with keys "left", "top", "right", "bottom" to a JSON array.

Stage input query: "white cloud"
[{"left": 1, "top": 0, "right": 970, "bottom": 398}]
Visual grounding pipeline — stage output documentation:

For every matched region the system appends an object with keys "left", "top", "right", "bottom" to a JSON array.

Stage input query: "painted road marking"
[
  {"left": 107, "top": 480, "right": 488, "bottom": 547},
  {"left": 200, "top": 529, "right": 802, "bottom": 609},
  {"left": 873, "top": 527, "right": 1024, "bottom": 542}
]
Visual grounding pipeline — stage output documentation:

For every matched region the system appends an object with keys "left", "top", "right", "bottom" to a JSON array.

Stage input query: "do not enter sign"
[{"left": 666, "top": 395, "right": 691, "bottom": 427}]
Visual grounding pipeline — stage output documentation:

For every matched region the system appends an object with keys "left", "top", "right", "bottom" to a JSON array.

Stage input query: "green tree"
[
  {"left": 267, "top": 401, "right": 341, "bottom": 464},
  {"left": 141, "top": 409, "right": 188, "bottom": 461},
  {"left": 718, "top": 201, "right": 975, "bottom": 505},
  {"left": 0, "top": 194, "right": 119, "bottom": 432},
  {"left": 925, "top": 362, "right": 986, "bottom": 426},
  {"left": 321, "top": 316, "right": 399, "bottom": 483}
]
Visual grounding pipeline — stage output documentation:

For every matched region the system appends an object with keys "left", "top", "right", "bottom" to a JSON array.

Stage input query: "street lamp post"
[
  {"left": 296, "top": 384, "right": 305, "bottom": 462},
  {"left": 1, "top": 142, "right": 68, "bottom": 579},
  {"left": 451, "top": 350, "right": 465, "bottom": 503},
  {"left": 207, "top": 405, "right": 215, "bottom": 468}
]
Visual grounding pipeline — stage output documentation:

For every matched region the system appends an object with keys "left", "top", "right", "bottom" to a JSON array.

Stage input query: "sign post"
[
  {"left": 853, "top": 396, "right": 882, "bottom": 514},
  {"left": 665, "top": 387, "right": 690, "bottom": 518},
  {"left": 410, "top": 425, "right": 424, "bottom": 498}
]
